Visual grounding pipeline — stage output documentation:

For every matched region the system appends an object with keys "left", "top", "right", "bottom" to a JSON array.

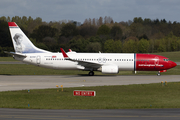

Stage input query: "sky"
[{"left": 0, "top": 0, "right": 180, "bottom": 23}]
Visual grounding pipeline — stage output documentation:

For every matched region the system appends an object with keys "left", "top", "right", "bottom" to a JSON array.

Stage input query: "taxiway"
[{"left": 0, "top": 75, "right": 180, "bottom": 91}]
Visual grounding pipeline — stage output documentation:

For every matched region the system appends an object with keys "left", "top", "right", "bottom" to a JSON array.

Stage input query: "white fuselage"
[{"left": 15, "top": 52, "right": 135, "bottom": 71}]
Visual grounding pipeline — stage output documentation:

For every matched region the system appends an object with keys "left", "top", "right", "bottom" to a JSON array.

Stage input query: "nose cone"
[{"left": 171, "top": 61, "right": 177, "bottom": 68}]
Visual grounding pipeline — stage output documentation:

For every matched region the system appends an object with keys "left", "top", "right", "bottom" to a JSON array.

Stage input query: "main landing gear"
[{"left": 88, "top": 71, "right": 94, "bottom": 76}]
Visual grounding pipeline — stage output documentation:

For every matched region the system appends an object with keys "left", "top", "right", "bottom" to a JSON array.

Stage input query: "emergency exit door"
[{"left": 36, "top": 56, "right": 41, "bottom": 64}]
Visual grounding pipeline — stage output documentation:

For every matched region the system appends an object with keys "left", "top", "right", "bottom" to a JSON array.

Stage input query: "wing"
[{"left": 60, "top": 48, "right": 102, "bottom": 70}]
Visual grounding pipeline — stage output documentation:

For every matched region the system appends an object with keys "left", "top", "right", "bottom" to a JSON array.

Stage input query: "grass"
[
  {"left": 1, "top": 82, "right": 180, "bottom": 109},
  {"left": 0, "top": 64, "right": 88, "bottom": 75},
  {"left": 0, "top": 57, "right": 17, "bottom": 61},
  {"left": 0, "top": 64, "right": 179, "bottom": 75}
]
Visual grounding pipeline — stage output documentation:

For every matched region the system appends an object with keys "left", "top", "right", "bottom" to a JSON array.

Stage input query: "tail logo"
[
  {"left": 13, "top": 33, "right": 24, "bottom": 53},
  {"left": 9, "top": 22, "right": 50, "bottom": 54}
]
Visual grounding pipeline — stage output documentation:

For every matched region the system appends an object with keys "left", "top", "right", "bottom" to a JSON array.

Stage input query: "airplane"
[{"left": 5, "top": 22, "right": 177, "bottom": 76}]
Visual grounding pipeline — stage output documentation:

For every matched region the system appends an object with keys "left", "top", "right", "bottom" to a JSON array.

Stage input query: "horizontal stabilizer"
[{"left": 4, "top": 51, "right": 26, "bottom": 57}]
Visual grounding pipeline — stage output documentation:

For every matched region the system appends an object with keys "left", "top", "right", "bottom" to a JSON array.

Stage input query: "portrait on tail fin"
[
  {"left": 8, "top": 22, "right": 50, "bottom": 54},
  {"left": 13, "top": 33, "right": 24, "bottom": 53}
]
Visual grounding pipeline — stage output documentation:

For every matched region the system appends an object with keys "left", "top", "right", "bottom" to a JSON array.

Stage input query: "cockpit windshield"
[{"left": 163, "top": 59, "right": 169, "bottom": 61}]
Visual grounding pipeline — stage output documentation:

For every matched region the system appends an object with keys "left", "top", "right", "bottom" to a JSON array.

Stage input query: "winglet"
[
  {"left": 60, "top": 48, "right": 69, "bottom": 59},
  {"left": 69, "top": 49, "right": 72, "bottom": 52},
  {"left": 67, "top": 49, "right": 76, "bottom": 53}
]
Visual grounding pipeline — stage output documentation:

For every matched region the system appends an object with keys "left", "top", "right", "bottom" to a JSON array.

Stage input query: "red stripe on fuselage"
[{"left": 136, "top": 54, "right": 170, "bottom": 71}]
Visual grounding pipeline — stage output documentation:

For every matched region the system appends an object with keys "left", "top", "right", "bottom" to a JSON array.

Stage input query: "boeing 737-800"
[{"left": 5, "top": 22, "right": 177, "bottom": 76}]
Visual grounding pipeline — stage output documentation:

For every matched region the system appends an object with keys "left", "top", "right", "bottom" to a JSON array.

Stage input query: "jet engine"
[{"left": 99, "top": 65, "right": 119, "bottom": 74}]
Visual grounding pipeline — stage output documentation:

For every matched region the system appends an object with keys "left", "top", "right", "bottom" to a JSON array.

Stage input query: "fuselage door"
[
  {"left": 154, "top": 56, "right": 159, "bottom": 65},
  {"left": 36, "top": 55, "right": 41, "bottom": 64},
  {"left": 154, "top": 56, "right": 159, "bottom": 69}
]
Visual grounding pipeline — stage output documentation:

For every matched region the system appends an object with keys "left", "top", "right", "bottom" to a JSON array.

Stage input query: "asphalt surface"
[
  {"left": 1, "top": 108, "right": 180, "bottom": 120},
  {"left": 0, "top": 75, "right": 180, "bottom": 91}
]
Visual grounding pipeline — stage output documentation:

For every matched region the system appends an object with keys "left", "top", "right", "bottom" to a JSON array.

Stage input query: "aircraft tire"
[
  {"left": 157, "top": 73, "right": 161, "bottom": 76},
  {"left": 89, "top": 71, "right": 94, "bottom": 76}
]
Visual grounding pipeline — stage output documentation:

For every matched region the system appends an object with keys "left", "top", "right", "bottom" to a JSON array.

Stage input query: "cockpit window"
[{"left": 163, "top": 59, "right": 169, "bottom": 61}]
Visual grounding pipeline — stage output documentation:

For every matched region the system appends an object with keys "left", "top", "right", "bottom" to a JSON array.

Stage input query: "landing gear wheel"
[
  {"left": 89, "top": 71, "right": 94, "bottom": 76},
  {"left": 157, "top": 72, "right": 161, "bottom": 76}
]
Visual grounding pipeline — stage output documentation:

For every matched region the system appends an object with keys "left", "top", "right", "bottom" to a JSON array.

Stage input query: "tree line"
[{"left": 0, "top": 16, "right": 180, "bottom": 56}]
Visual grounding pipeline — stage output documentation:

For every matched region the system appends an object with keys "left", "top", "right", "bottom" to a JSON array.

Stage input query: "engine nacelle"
[{"left": 101, "top": 65, "right": 119, "bottom": 74}]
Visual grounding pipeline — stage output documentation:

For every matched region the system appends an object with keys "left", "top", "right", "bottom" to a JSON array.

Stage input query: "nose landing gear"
[{"left": 157, "top": 71, "right": 161, "bottom": 76}]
